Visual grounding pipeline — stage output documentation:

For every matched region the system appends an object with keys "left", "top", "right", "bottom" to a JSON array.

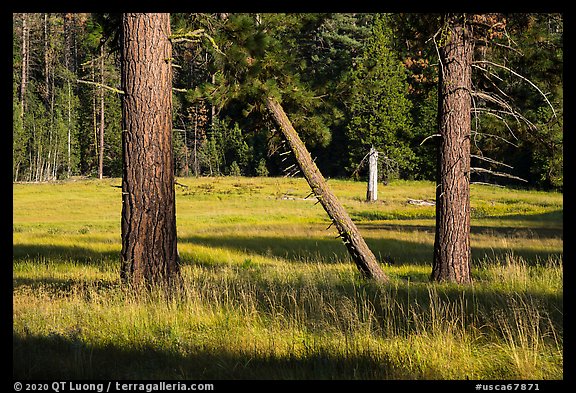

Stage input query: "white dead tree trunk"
[{"left": 366, "top": 146, "right": 378, "bottom": 202}]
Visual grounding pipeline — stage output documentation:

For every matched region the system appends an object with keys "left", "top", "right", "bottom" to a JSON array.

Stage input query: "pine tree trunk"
[
  {"left": 266, "top": 97, "right": 388, "bottom": 282},
  {"left": 120, "top": 13, "right": 180, "bottom": 288},
  {"left": 432, "top": 16, "right": 473, "bottom": 284}
]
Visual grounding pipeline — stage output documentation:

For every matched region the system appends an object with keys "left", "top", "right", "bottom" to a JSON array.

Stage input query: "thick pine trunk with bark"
[
  {"left": 120, "top": 13, "right": 180, "bottom": 288},
  {"left": 432, "top": 17, "right": 473, "bottom": 284},
  {"left": 266, "top": 97, "right": 388, "bottom": 282}
]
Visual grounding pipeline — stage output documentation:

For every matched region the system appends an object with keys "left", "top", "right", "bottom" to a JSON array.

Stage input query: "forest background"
[{"left": 12, "top": 13, "right": 563, "bottom": 191}]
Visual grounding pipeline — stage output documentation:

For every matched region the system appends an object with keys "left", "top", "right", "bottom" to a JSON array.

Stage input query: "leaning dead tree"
[{"left": 266, "top": 96, "right": 388, "bottom": 282}]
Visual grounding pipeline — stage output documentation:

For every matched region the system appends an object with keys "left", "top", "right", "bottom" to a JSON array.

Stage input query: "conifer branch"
[
  {"left": 76, "top": 79, "right": 124, "bottom": 95},
  {"left": 169, "top": 29, "right": 225, "bottom": 56}
]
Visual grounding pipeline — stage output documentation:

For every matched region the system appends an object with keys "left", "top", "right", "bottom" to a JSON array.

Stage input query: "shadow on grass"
[
  {"left": 13, "top": 331, "right": 411, "bottom": 380},
  {"left": 13, "top": 243, "right": 119, "bottom": 266},
  {"left": 353, "top": 210, "right": 563, "bottom": 229},
  {"left": 13, "top": 273, "right": 563, "bottom": 380},
  {"left": 13, "top": 276, "right": 119, "bottom": 295},
  {"left": 489, "top": 210, "right": 563, "bottom": 223},
  {"left": 179, "top": 235, "right": 561, "bottom": 267},
  {"left": 355, "top": 210, "right": 562, "bottom": 240},
  {"left": 359, "top": 223, "right": 562, "bottom": 239},
  {"left": 12, "top": 265, "right": 563, "bottom": 332},
  {"left": 13, "top": 208, "right": 561, "bottom": 269},
  {"left": 13, "top": 245, "right": 563, "bottom": 380},
  {"left": 14, "top": 230, "right": 562, "bottom": 271}
]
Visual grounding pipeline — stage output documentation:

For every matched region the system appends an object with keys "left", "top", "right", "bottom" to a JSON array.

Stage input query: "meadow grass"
[{"left": 13, "top": 177, "right": 563, "bottom": 379}]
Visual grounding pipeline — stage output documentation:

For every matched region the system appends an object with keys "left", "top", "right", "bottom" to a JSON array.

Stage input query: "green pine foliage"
[{"left": 344, "top": 14, "right": 413, "bottom": 178}]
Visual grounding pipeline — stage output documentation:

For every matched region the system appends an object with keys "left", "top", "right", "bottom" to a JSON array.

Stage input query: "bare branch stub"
[
  {"left": 471, "top": 154, "right": 513, "bottom": 169},
  {"left": 464, "top": 14, "right": 559, "bottom": 188},
  {"left": 473, "top": 59, "right": 557, "bottom": 120},
  {"left": 420, "top": 133, "right": 442, "bottom": 146},
  {"left": 76, "top": 79, "right": 125, "bottom": 95},
  {"left": 470, "top": 166, "right": 528, "bottom": 183}
]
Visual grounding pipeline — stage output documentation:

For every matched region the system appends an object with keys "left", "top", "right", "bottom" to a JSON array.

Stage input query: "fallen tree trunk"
[{"left": 265, "top": 96, "right": 388, "bottom": 282}]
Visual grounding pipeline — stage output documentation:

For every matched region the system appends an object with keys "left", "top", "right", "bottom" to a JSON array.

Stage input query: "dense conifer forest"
[{"left": 13, "top": 13, "right": 562, "bottom": 189}]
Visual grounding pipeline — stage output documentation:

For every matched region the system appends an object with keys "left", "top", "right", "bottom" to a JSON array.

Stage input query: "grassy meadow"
[{"left": 13, "top": 177, "right": 563, "bottom": 379}]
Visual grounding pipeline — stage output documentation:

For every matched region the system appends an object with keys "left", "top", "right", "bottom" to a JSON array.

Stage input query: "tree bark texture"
[
  {"left": 266, "top": 97, "right": 388, "bottom": 282},
  {"left": 432, "top": 17, "right": 473, "bottom": 284},
  {"left": 120, "top": 13, "right": 180, "bottom": 288}
]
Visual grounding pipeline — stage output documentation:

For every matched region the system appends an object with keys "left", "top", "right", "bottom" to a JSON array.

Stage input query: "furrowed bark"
[
  {"left": 120, "top": 13, "right": 180, "bottom": 289},
  {"left": 266, "top": 96, "right": 388, "bottom": 282},
  {"left": 432, "top": 17, "right": 473, "bottom": 284}
]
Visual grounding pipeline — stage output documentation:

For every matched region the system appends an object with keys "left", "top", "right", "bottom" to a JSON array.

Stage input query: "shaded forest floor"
[{"left": 13, "top": 177, "right": 563, "bottom": 379}]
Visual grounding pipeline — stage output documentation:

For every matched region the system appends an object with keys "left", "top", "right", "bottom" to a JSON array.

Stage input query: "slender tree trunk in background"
[
  {"left": 121, "top": 13, "right": 180, "bottom": 288},
  {"left": 99, "top": 45, "right": 105, "bottom": 179},
  {"left": 63, "top": 13, "right": 76, "bottom": 178},
  {"left": 44, "top": 14, "right": 55, "bottom": 181},
  {"left": 193, "top": 109, "right": 199, "bottom": 177},
  {"left": 183, "top": 126, "right": 189, "bottom": 177},
  {"left": 28, "top": 118, "right": 34, "bottom": 182},
  {"left": 67, "top": 79, "right": 72, "bottom": 177},
  {"left": 19, "top": 14, "right": 29, "bottom": 181},
  {"left": 91, "top": 57, "right": 98, "bottom": 168},
  {"left": 46, "top": 66, "right": 56, "bottom": 181},
  {"left": 44, "top": 13, "right": 50, "bottom": 104},
  {"left": 64, "top": 16, "right": 72, "bottom": 178},
  {"left": 432, "top": 15, "right": 473, "bottom": 284},
  {"left": 210, "top": 73, "right": 216, "bottom": 129},
  {"left": 266, "top": 96, "right": 388, "bottom": 283},
  {"left": 20, "top": 13, "right": 29, "bottom": 119}
]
